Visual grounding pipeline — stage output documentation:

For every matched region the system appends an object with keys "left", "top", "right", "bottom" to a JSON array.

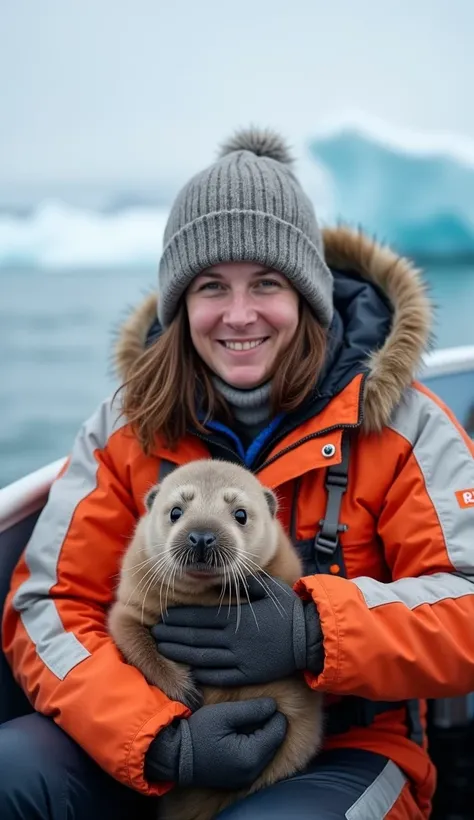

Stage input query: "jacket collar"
[{"left": 151, "top": 372, "right": 364, "bottom": 487}]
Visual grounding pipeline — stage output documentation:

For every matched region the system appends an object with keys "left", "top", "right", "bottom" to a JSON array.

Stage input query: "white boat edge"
[
  {"left": 0, "top": 457, "right": 68, "bottom": 534},
  {"left": 419, "top": 345, "right": 474, "bottom": 378},
  {"left": 1, "top": 344, "right": 474, "bottom": 536}
]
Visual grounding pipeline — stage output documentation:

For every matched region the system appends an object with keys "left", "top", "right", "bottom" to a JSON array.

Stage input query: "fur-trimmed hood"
[{"left": 115, "top": 226, "right": 432, "bottom": 433}]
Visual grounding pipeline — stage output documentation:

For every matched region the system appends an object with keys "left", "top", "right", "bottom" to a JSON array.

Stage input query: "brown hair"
[{"left": 117, "top": 299, "right": 327, "bottom": 453}]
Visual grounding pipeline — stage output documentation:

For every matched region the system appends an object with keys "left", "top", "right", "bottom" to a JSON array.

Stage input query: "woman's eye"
[
  {"left": 258, "top": 279, "right": 281, "bottom": 289},
  {"left": 198, "top": 281, "right": 223, "bottom": 292},
  {"left": 234, "top": 509, "right": 247, "bottom": 525},
  {"left": 170, "top": 506, "right": 183, "bottom": 523}
]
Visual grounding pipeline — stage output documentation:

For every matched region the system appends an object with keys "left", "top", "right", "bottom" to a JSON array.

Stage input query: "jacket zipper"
[{"left": 256, "top": 375, "right": 366, "bottom": 472}]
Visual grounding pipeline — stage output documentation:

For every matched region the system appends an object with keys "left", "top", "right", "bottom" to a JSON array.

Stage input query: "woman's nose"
[{"left": 223, "top": 294, "right": 257, "bottom": 326}]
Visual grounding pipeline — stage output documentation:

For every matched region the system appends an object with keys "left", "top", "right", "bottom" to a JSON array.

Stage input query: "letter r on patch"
[{"left": 455, "top": 489, "right": 474, "bottom": 508}]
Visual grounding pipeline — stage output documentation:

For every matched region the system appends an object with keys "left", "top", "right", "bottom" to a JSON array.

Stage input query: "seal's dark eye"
[
  {"left": 170, "top": 506, "right": 183, "bottom": 523},
  {"left": 234, "top": 509, "right": 247, "bottom": 526}
]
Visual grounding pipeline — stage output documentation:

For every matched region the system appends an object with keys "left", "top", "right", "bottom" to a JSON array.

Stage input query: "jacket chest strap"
[
  {"left": 291, "top": 431, "right": 423, "bottom": 746},
  {"left": 313, "top": 430, "right": 350, "bottom": 577}
]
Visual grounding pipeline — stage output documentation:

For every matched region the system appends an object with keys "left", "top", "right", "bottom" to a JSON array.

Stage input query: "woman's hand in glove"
[
  {"left": 152, "top": 575, "right": 324, "bottom": 687},
  {"left": 145, "top": 698, "right": 287, "bottom": 789}
]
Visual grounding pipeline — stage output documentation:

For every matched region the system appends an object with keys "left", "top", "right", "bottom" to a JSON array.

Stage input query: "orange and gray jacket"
[{"left": 3, "top": 228, "right": 474, "bottom": 816}]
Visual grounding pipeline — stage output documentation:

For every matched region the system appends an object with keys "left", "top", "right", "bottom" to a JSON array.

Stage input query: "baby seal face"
[{"left": 143, "top": 459, "right": 279, "bottom": 596}]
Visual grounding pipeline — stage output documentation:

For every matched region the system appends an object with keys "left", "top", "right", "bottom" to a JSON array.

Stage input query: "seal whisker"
[
  {"left": 228, "top": 561, "right": 235, "bottom": 616},
  {"left": 243, "top": 572, "right": 287, "bottom": 617},
  {"left": 233, "top": 563, "right": 259, "bottom": 631},
  {"left": 230, "top": 564, "right": 242, "bottom": 633},
  {"left": 240, "top": 557, "right": 293, "bottom": 600},
  {"left": 164, "top": 560, "right": 180, "bottom": 615},
  {"left": 238, "top": 560, "right": 287, "bottom": 617},
  {"left": 236, "top": 549, "right": 265, "bottom": 559},
  {"left": 172, "top": 553, "right": 185, "bottom": 596},
  {"left": 111, "top": 555, "right": 154, "bottom": 581},
  {"left": 169, "top": 561, "right": 181, "bottom": 604},
  {"left": 158, "top": 559, "right": 175, "bottom": 618},
  {"left": 159, "top": 566, "right": 173, "bottom": 618},
  {"left": 216, "top": 547, "right": 239, "bottom": 614},
  {"left": 179, "top": 547, "right": 193, "bottom": 575},
  {"left": 217, "top": 561, "right": 230, "bottom": 615},
  {"left": 141, "top": 563, "right": 166, "bottom": 624},
  {"left": 123, "top": 554, "right": 170, "bottom": 607},
  {"left": 118, "top": 556, "right": 156, "bottom": 577}
]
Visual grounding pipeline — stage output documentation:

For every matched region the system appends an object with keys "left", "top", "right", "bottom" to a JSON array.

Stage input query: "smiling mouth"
[{"left": 218, "top": 338, "right": 269, "bottom": 351}]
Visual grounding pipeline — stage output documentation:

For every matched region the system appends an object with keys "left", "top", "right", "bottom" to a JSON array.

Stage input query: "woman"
[{"left": 2, "top": 128, "right": 474, "bottom": 820}]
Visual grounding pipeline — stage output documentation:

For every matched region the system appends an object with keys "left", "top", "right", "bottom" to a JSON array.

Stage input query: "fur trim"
[
  {"left": 114, "top": 293, "right": 158, "bottom": 383},
  {"left": 322, "top": 227, "right": 432, "bottom": 432},
  {"left": 113, "top": 227, "right": 433, "bottom": 432},
  {"left": 218, "top": 127, "right": 294, "bottom": 165}
]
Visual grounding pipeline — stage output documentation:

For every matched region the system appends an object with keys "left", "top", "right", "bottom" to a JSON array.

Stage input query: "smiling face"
[{"left": 185, "top": 262, "right": 300, "bottom": 388}]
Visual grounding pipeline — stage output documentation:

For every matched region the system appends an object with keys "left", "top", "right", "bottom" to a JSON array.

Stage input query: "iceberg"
[
  {"left": 0, "top": 200, "right": 169, "bottom": 269},
  {"left": 308, "top": 114, "right": 474, "bottom": 259}
]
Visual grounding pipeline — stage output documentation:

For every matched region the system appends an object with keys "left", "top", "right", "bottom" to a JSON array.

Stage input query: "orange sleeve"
[
  {"left": 1, "top": 398, "right": 189, "bottom": 794},
  {"left": 295, "top": 385, "right": 474, "bottom": 701}
]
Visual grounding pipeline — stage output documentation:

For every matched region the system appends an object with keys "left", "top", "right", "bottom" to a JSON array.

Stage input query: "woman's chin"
[{"left": 217, "top": 366, "right": 271, "bottom": 389}]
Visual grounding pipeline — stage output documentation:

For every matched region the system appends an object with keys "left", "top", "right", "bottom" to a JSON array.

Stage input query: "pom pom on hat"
[{"left": 218, "top": 126, "right": 294, "bottom": 165}]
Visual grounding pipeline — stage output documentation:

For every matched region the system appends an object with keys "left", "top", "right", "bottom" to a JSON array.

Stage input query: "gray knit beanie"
[{"left": 158, "top": 128, "right": 333, "bottom": 328}]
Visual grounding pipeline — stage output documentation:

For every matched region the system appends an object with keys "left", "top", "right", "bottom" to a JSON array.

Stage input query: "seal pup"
[{"left": 108, "top": 459, "right": 323, "bottom": 820}]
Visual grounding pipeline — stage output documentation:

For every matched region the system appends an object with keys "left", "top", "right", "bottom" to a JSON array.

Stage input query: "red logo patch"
[{"left": 455, "top": 489, "right": 474, "bottom": 508}]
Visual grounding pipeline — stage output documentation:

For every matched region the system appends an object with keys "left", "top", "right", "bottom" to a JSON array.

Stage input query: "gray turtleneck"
[{"left": 212, "top": 376, "right": 272, "bottom": 448}]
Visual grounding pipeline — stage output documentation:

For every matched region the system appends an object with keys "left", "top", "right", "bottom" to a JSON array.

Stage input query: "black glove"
[
  {"left": 145, "top": 698, "right": 287, "bottom": 789},
  {"left": 152, "top": 575, "right": 324, "bottom": 687}
]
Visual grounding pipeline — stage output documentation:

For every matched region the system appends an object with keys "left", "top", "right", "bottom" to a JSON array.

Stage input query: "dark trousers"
[{"left": 0, "top": 712, "right": 420, "bottom": 819}]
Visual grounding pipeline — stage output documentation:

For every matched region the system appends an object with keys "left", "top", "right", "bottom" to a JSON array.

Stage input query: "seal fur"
[{"left": 108, "top": 459, "right": 323, "bottom": 820}]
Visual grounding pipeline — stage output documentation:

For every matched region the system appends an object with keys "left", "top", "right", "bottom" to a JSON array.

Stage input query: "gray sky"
[{"left": 1, "top": 0, "right": 473, "bottom": 188}]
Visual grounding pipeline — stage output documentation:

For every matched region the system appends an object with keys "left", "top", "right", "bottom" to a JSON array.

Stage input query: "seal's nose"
[{"left": 186, "top": 531, "right": 217, "bottom": 563}]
